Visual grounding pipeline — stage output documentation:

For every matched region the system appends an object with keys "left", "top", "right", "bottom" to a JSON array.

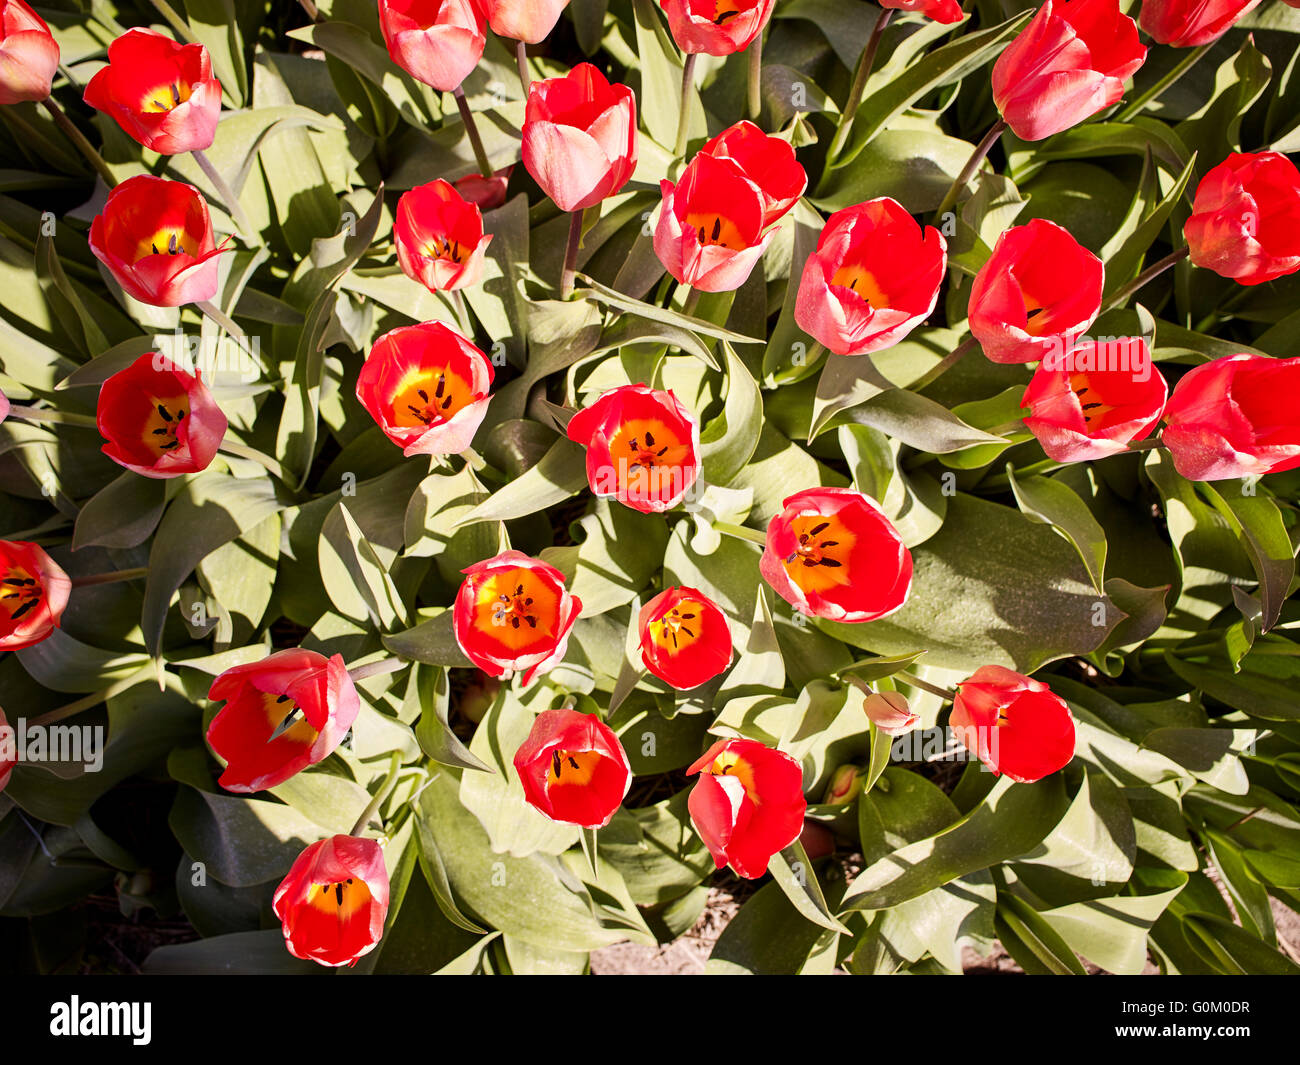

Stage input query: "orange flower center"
[
  {"left": 139, "top": 79, "right": 193, "bottom": 113},
  {"left": 142, "top": 395, "right": 189, "bottom": 457},
  {"left": 707, "top": 748, "right": 756, "bottom": 797},
  {"left": 1069, "top": 376, "right": 1115, "bottom": 429},
  {"left": 782, "top": 513, "right": 856, "bottom": 595},
  {"left": 684, "top": 210, "right": 746, "bottom": 250},
  {"left": 306, "top": 877, "right": 372, "bottom": 918},
  {"left": 470, "top": 568, "right": 560, "bottom": 651},
  {"left": 391, "top": 368, "right": 473, "bottom": 428},
  {"left": 650, "top": 598, "right": 705, "bottom": 654},
  {"left": 547, "top": 748, "right": 601, "bottom": 787},
  {"left": 713, "top": 0, "right": 742, "bottom": 23},
  {"left": 262, "top": 690, "right": 318, "bottom": 746},
  {"left": 134, "top": 227, "right": 198, "bottom": 263},
  {"left": 831, "top": 262, "right": 888, "bottom": 307},
  {"left": 421, "top": 235, "right": 466, "bottom": 265},
  {"left": 606, "top": 417, "right": 692, "bottom": 500},
  {"left": 1022, "top": 292, "right": 1049, "bottom": 335},
  {"left": 1, "top": 565, "right": 42, "bottom": 623}
]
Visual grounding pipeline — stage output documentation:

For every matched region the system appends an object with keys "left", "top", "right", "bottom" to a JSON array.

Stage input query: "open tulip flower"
[
  {"left": 378, "top": 0, "right": 485, "bottom": 92},
  {"left": 453, "top": 550, "right": 582, "bottom": 686},
  {"left": 950, "top": 665, "right": 1076, "bottom": 783},
  {"left": 761, "top": 487, "right": 913, "bottom": 623},
  {"left": 521, "top": 63, "right": 637, "bottom": 214},
  {"left": 0, "top": 0, "right": 58, "bottom": 105},
  {"left": 1184, "top": 152, "right": 1300, "bottom": 287},
  {"left": 968, "top": 219, "right": 1103, "bottom": 365},
  {"left": 1021, "top": 339, "right": 1167, "bottom": 463},
  {"left": 83, "top": 28, "right": 221, "bottom": 155},
  {"left": 478, "top": 0, "right": 570, "bottom": 43},
  {"left": 513, "top": 707, "right": 632, "bottom": 828},
  {"left": 992, "top": 0, "right": 1147, "bottom": 142},
  {"left": 659, "top": 0, "right": 775, "bottom": 55},
  {"left": 1162, "top": 354, "right": 1300, "bottom": 481},
  {"left": 795, "top": 198, "right": 946, "bottom": 356},
  {"left": 880, "top": 0, "right": 965, "bottom": 24},
  {"left": 356, "top": 321, "right": 494, "bottom": 457},
  {"left": 0, "top": 540, "right": 71, "bottom": 652},
  {"left": 96, "top": 351, "right": 227, "bottom": 478},
  {"left": 696, "top": 120, "right": 807, "bottom": 229},
  {"left": 88, "top": 175, "right": 227, "bottom": 307},
  {"left": 273, "top": 835, "right": 390, "bottom": 968},
  {"left": 1138, "top": 0, "right": 1259, "bottom": 47},
  {"left": 566, "top": 384, "right": 701, "bottom": 513},
  {"left": 638, "top": 586, "right": 733, "bottom": 689},
  {"left": 206, "top": 649, "right": 361, "bottom": 794},
  {"left": 394, "top": 178, "right": 492, "bottom": 293},
  {"left": 687, "top": 737, "right": 806, "bottom": 879}
]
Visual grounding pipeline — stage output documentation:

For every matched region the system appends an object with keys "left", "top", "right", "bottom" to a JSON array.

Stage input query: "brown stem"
[
  {"left": 1102, "top": 245, "right": 1191, "bottom": 311},
  {"left": 40, "top": 96, "right": 116, "bottom": 187},
  {"left": 910, "top": 336, "right": 977, "bottom": 392},
  {"left": 827, "top": 6, "right": 893, "bottom": 164},
  {"left": 934, "top": 118, "right": 1007, "bottom": 218},
  {"left": 560, "top": 210, "right": 583, "bottom": 299},
  {"left": 453, "top": 86, "right": 494, "bottom": 178},
  {"left": 674, "top": 53, "right": 698, "bottom": 158}
]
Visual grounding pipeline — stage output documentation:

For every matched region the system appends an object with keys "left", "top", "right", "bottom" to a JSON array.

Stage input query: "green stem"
[
  {"left": 347, "top": 658, "right": 409, "bottom": 683},
  {"left": 1127, "top": 435, "right": 1164, "bottom": 452},
  {"left": 453, "top": 86, "right": 494, "bottom": 179},
  {"left": 450, "top": 288, "right": 473, "bottom": 337},
  {"left": 28, "top": 666, "right": 155, "bottom": 728},
  {"left": 191, "top": 149, "right": 254, "bottom": 240},
  {"left": 147, "top": 0, "right": 200, "bottom": 44},
  {"left": 747, "top": 31, "right": 763, "bottom": 121},
  {"left": 219, "top": 440, "right": 289, "bottom": 482},
  {"left": 515, "top": 39, "right": 532, "bottom": 97},
  {"left": 894, "top": 670, "right": 955, "bottom": 701},
  {"left": 674, "top": 52, "right": 698, "bottom": 158},
  {"left": 70, "top": 567, "right": 148, "bottom": 588},
  {"left": 909, "top": 335, "right": 977, "bottom": 392},
  {"left": 827, "top": 6, "right": 892, "bottom": 165},
  {"left": 681, "top": 286, "right": 702, "bottom": 317},
  {"left": 560, "top": 210, "right": 583, "bottom": 299},
  {"left": 194, "top": 300, "right": 269, "bottom": 374},
  {"left": 713, "top": 521, "right": 767, "bottom": 546},
  {"left": 1101, "top": 245, "right": 1190, "bottom": 311},
  {"left": 461, "top": 445, "right": 508, "bottom": 482},
  {"left": 1114, "top": 44, "right": 1212, "bottom": 122},
  {"left": 6, "top": 405, "right": 98, "bottom": 429},
  {"left": 350, "top": 752, "right": 404, "bottom": 837},
  {"left": 40, "top": 96, "right": 117, "bottom": 187},
  {"left": 934, "top": 118, "right": 1006, "bottom": 219}
]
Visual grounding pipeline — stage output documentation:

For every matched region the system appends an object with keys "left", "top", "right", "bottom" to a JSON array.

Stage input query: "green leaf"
[
  {"left": 699, "top": 342, "right": 762, "bottom": 485},
  {"left": 456, "top": 438, "right": 588, "bottom": 526},
  {"left": 1007, "top": 467, "right": 1108, "bottom": 595},
  {"left": 384, "top": 611, "right": 473, "bottom": 668},
  {"left": 768, "top": 840, "right": 851, "bottom": 935}
]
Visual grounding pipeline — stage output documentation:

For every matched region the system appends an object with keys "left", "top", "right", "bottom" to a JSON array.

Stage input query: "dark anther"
[
  {"left": 435, "top": 376, "right": 445, "bottom": 399},
  {"left": 276, "top": 694, "right": 290, "bottom": 703},
  {"left": 511, "top": 616, "right": 521, "bottom": 629},
  {"left": 526, "top": 616, "right": 537, "bottom": 628},
  {"left": 157, "top": 404, "right": 173, "bottom": 422},
  {"left": 553, "top": 750, "right": 562, "bottom": 778},
  {"left": 335, "top": 883, "right": 344, "bottom": 906},
  {"left": 418, "top": 389, "right": 429, "bottom": 402},
  {"left": 715, "top": 9, "right": 739, "bottom": 23},
  {"left": 819, "top": 558, "right": 843, "bottom": 568},
  {"left": 168, "top": 233, "right": 179, "bottom": 255},
  {"left": 170, "top": 83, "right": 181, "bottom": 106},
  {"left": 568, "top": 756, "right": 580, "bottom": 770},
  {"left": 11, "top": 600, "right": 34, "bottom": 620},
  {"left": 810, "top": 522, "right": 829, "bottom": 536},
  {"left": 645, "top": 431, "right": 655, "bottom": 447},
  {"left": 711, "top": 217, "right": 721, "bottom": 242}
]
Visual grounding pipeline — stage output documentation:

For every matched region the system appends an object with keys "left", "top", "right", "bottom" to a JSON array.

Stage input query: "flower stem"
[
  {"left": 747, "top": 31, "right": 764, "bottom": 121},
  {"left": 681, "top": 286, "right": 702, "bottom": 317},
  {"left": 347, "top": 657, "right": 409, "bottom": 682},
  {"left": 70, "top": 566, "right": 149, "bottom": 588},
  {"left": 560, "top": 209, "right": 583, "bottom": 299},
  {"left": 909, "top": 335, "right": 978, "bottom": 392},
  {"left": 191, "top": 149, "right": 254, "bottom": 240},
  {"left": 515, "top": 39, "right": 532, "bottom": 97},
  {"left": 1127, "top": 435, "right": 1165, "bottom": 452},
  {"left": 1101, "top": 245, "right": 1190, "bottom": 311},
  {"left": 712, "top": 521, "right": 767, "bottom": 546},
  {"left": 894, "top": 669, "right": 955, "bottom": 701},
  {"left": 219, "top": 439, "right": 289, "bottom": 482},
  {"left": 827, "top": 6, "right": 892, "bottom": 165},
  {"left": 350, "top": 751, "right": 404, "bottom": 837},
  {"left": 1114, "top": 43, "right": 1212, "bottom": 122},
  {"left": 297, "top": 0, "right": 322, "bottom": 21},
  {"left": 39, "top": 96, "right": 117, "bottom": 187},
  {"left": 147, "top": 0, "right": 201, "bottom": 44},
  {"left": 194, "top": 300, "right": 270, "bottom": 374},
  {"left": 450, "top": 288, "right": 473, "bottom": 336},
  {"left": 674, "top": 52, "right": 698, "bottom": 158},
  {"left": 453, "top": 86, "right": 494, "bottom": 179},
  {"left": 934, "top": 118, "right": 1007, "bottom": 219},
  {"left": 7, "top": 404, "right": 98, "bottom": 429}
]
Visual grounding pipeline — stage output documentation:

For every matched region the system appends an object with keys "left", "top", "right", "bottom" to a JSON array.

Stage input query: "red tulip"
[
  {"left": 478, "top": 0, "right": 570, "bottom": 43},
  {"left": 356, "top": 321, "right": 494, "bottom": 457},
  {"left": 861, "top": 690, "right": 918, "bottom": 735},
  {"left": 394, "top": 179, "right": 492, "bottom": 293},
  {"left": 0, "top": 539, "right": 70, "bottom": 652},
  {"left": 795, "top": 197, "right": 946, "bottom": 356},
  {"left": 96, "top": 351, "right": 227, "bottom": 478},
  {"left": 0, "top": 0, "right": 58, "bottom": 105},
  {"left": 565, "top": 384, "right": 701, "bottom": 513},
  {"left": 950, "top": 665, "right": 1076, "bottom": 783},
  {"left": 880, "top": 0, "right": 964, "bottom": 23},
  {"left": 378, "top": 0, "right": 485, "bottom": 92},
  {"left": 968, "top": 219, "right": 1103, "bottom": 365},
  {"left": 453, "top": 550, "right": 582, "bottom": 686},
  {"left": 0, "top": 707, "right": 14, "bottom": 792},
  {"left": 272, "top": 835, "right": 390, "bottom": 968},
  {"left": 697, "top": 120, "right": 807, "bottom": 229},
  {"left": 206, "top": 649, "right": 361, "bottom": 794},
  {"left": 659, "top": 0, "right": 775, "bottom": 55},
  {"left": 453, "top": 166, "right": 511, "bottom": 211},
  {"left": 1184, "top": 152, "right": 1300, "bottom": 287},
  {"left": 521, "top": 63, "right": 637, "bottom": 213},
  {"left": 1022, "top": 338, "right": 1167, "bottom": 462},
  {"left": 992, "top": 0, "right": 1146, "bottom": 142},
  {"left": 83, "top": 29, "right": 221, "bottom": 155},
  {"left": 88, "top": 175, "right": 227, "bottom": 307},
  {"left": 638, "top": 586, "right": 733, "bottom": 689},
  {"left": 1162, "top": 354, "right": 1300, "bottom": 481},
  {"left": 760, "top": 486, "right": 913, "bottom": 623},
  {"left": 1138, "top": 0, "right": 1259, "bottom": 46},
  {"left": 655, "top": 153, "right": 775, "bottom": 292},
  {"left": 512, "top": 707, "right": 632, "bottom": 828},
  {"left": 687, "top": 737, "right": 806, "bottom": 879}
]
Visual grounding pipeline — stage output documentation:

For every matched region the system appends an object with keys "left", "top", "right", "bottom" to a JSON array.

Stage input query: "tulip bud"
[
  {"left": 0, "top": 0, "right": 59, "bottom": 106},
  {"left": 1138, "top": 0, "right": 1259, "bottom": 47},
  {"left": 862, "top": 691, "right": 919, "bottom": 736},
  {"left": 478, "top": 0, "right": 570, "bottom": 43},
  {"left": 950, "top": 665, "right": 1076, "bottom": 783},
  {"left": 273, "top": 835, "right": 390, "bottom": 967},
  {"left": 799, "top": 820, "right": 836, "bottom": 860},
  {"left": 659, "top": 0, "right": 774, "bottom": 55},
  {"left": 378, "top": 0, "right": 485, "bottom": 92},
  {"left": 822, "top": 764, "right": 867, "bottom": 805},
  {"left": 453, "top": 166, "right": 512, "bottom": 211},
  {"left": 880, "top": 0, "right": 963, "bottom": 23},
  {"left": 0, "top": 540, "right": 71, "bottom": 652}
]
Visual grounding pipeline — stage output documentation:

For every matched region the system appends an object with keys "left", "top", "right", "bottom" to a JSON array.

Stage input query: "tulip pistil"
[
  {"left": 785, "top": 520, "right": 843, "bottom": 569},
  {"left": 492, "top": 583, "right": 539, "bottom": 631}
]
